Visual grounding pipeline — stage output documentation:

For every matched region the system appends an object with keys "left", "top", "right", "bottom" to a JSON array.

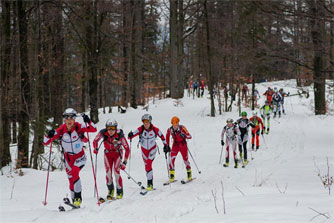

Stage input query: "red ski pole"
[
  {"left": 84, "top": 122, "right": 101, "bottom": 206},
  {"left": 42, "top": 142, "right": 53, "bottom": 206}
]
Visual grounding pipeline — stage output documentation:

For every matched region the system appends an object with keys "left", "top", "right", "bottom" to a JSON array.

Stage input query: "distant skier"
[
  {"left": 221, "top": 118, "right": 241, "bottom": 168},
  {"left": 279, "top": 88, "right": 289, "bottom": 114},
  {"left": 128, "top": 114, "right": 169, "bottom": 190},
  {"left": 260, "top": 100, "right": 273, "bottom": 134},
  {"left": 93, "top": 119, "right": 130, "bottom": 200},
  {"left": 263, "top": 87, "right": 274, "bottom": 104},
  {"left": 235, "top": 112, "right": 255, "bottom": 164},
  {"left": 241, "top": 84, "right": 249, "bottom": 103},
  {"left": 272, "top": 91, "right": 282, "bottom": 118},
  {"left": 254, "top": 88, "right": 260, "bottom": 107},
  {"left": 43, "top": 108, "right": 97, "bottom": 207},
  {"left": 200, "top": 80, "right": 205, "bottom": 97},
  {"left": 250, "top": 111, "right": 264, "bottom": 151},
  {"left": 165, "top": 116, "right": 192, "bottom": 182}
]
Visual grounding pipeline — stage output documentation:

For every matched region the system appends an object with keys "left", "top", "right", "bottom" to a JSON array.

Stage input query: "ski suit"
[
  {"left": 221, "top": 124, "right": 241, "bottom": 164},
  {"left": 272, "top": 93, "right": 282, "bottom": 117},
  {"left": 93, "top": 129, "right": 130, "bottom": 193},
  {"left": 250, "top": 116, "right": 264, "bottom": 149},
  {"left": 43, "top": 121, "right": 97, "bottom": 201},
  {"left": 236, "top": 118, "right": 255, "bottom": 161},
  {"left": 279, "top": 90, "right": 288, "bottom": 114},
  {"left": 263, "top": 89, "right": 274, "bottom": 104},
  {"left": 260, "top": 104, "right": 272, "bottom": 132},
  {"left": 166, "top": 125, "right": 192, "bottom": 171},
  {"left": 129, "top": 124, "right": 167, "bottom": 185}
]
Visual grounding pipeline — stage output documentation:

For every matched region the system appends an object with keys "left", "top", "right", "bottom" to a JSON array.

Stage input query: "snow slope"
[{"left": 1, "top": 80, "right": 334, "bottom": 223}]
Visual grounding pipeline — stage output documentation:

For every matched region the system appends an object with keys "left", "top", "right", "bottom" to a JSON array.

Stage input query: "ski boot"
[
  {"left": 279, "top": 111, "right": 281, "bottom": 118},
  {"left": 283, "top": 110, "right": 285, "bottom": 115},
  {"left": 239, "top": 152, "right": 243, "bottom": 162},
  {"left": 223, "top": 158, "right": 229, "bottom": 167},
  {"left": 107, "top": 184, "right": 114, "bottom": 200},
  {"left": 116, "top": 188, "right": 123, "bottom": 199},
  {"left": 243, "top": 159, "right": 248, "bottom": 165},
  {"left": 252, "top": 144, "right": 255, "bottom": 151},
  {"left": 73, "top": 198, "right": 81, "bottom": 208},
  {"left": 147, "top": 179, "right": 153, "bottom": 191},
  {"left": 273, "top": 112, "right": 276, "bottom": 118},
  {"left": 266, "top": 128, "right": 270, "bottom": 134},
  {"left": 169, "top": 170, "right": 175, "bottom": 182},
  {"left": 187, "top": 169, "right": 192, "bottom": 181},
  {"left": 234, "top": 161, "right": 238, "bottom": 168},
  {"left": 256, "top": 146, "right": 259, "bottom": 151}
]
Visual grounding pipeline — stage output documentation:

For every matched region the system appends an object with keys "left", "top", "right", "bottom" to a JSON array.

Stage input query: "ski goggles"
[
  {"left": 226, "top": 121, "right": 233, "bottom": 124},
  {"left": 106, "top": 126, "right": 116, "bottom": 131},
  {"left": 142, "top": 119, "right": 150, "bottom": 124},
  {"left": 63, "top": 114, "right": 76, "bottom": 120}
]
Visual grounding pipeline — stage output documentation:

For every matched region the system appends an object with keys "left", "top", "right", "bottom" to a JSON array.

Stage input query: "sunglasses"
[
  {"left": 142, "top": 119, "right": 150, "bottom": 124},
  {"left": 107, "top": 126, "right": 116, "bottom": 131},
  {"left": 227, "top": 121, "right": 233, "bottom": 124},
  {"left": 63, "top": 115, "right": 75, "bottom": 120}
]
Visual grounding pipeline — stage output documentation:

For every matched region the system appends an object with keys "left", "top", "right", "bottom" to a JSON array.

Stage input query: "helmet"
[
  {"left": 142, "top": 114, "right": 152, "bottom": 122},
  {"left": 105, "top": 119, "right": 118, "bottom": 128},
  {"left": 171, "top": 116, "right": 180, "bottom": 125},
  {"left": 268, "top": 87, "right": 271, "bottom": 90},
  {"left": 274, "top": 87, "right": 277, "bottom": 91},
  {"left": 226, "top": 118, "right": 234, "bottom": 123},
  {"left": 252, "top": 111, "right": 257, "bottom": 116},
  {"left": 279, "top": 88, "right": 283, "bottom": 92},
  {"left": 241, "top": 111, "right": 247, "bottom": 117},
  {"left": 63, "top": 108, "right": 77, "bottom": 118}
]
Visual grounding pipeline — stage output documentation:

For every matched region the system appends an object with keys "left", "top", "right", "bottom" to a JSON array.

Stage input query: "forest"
[{"left": 0, "top": 0, "right": 333, "bottom": 170}]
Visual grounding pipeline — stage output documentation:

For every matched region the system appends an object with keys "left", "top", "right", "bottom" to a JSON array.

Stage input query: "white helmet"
[
  {"left": 106, "top": 119, "right": 118, "bottom": 128},
  {"left": 142, "top": 114, "right": 152, "bottom": 122},
  {"left": 226, "top": 118, "right": 234, "bottom": 123},
  {"left": 252, "top": 111, "right": 258, "bottom": 116},
  {"left": 63, "top": 108, "right": 77, "bottom": 118}
]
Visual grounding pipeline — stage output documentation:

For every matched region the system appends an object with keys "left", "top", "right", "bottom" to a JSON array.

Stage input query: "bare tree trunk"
[
  {"left": 17, "top": 0, "right": 30, "bottom": 168},
  {"left": 170, "top": 0, "right": 179, "bottom": 99},
  {"left": 203, "top": 0, "right": 215, "bottom": 116},
  {"left": 308, "top": 0, "right": 326, "bottom": 115},
  {"left": 0, "top": 0, "right": 12, "bottom": 168},
  {"left": 177, "top": 0, "right": 184, "bottom": 98}
]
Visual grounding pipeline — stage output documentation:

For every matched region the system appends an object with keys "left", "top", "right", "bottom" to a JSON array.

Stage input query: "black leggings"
[{"left": 238, "top": 141, "right": 247, "bottom": 160}]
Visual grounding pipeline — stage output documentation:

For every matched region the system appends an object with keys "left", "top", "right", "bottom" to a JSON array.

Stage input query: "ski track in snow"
[{"left": 1, "top": 80, "right": 334, "bottom": 223}]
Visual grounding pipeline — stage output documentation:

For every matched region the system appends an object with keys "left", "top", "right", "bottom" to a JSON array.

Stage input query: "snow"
[{"left": 1, "top": 80, "right": 334, "bottom": 223}]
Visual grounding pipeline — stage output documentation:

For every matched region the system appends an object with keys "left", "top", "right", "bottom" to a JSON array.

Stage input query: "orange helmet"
[{"left": 171, "top": 116, "right": 180, "bottom": 125}]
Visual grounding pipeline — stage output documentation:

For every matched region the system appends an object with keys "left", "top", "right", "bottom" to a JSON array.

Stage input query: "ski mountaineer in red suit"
[
  {"left": 128, "top": 114, "right": 170, "bottom": 190},
  {"left": 249, "top": 111, "right": 265, "bottom": 151},
  {"left": 43, "top": 108, "right": 97, "bottom": 208},
  {"left": 164, "top": 116, "right": 192, "bottom": 183},
  {"left": 93, "top": 119, "right": 130, "bottom": 200},
  {"left": 263, "top": 87, "right": 274, "bottom": 104}
]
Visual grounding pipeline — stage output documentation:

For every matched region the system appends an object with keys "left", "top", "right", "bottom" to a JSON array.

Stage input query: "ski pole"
[
  {"left": 128, "top": 139, "right": 132, "bottom": 179},
  {"left": 42, "top": 142, "right": 53, "bottom": 206},
  {"left": 94, "top": 141, "right": 103, "bottom": 198},
  {"left": 122, "top": 169, "right": 145, "bottom": 190},
  {"left": 187, "top": 148, "right": 201, "bottom": 174},
  {"left": 219, "top": 146, "right": 224, "bottom": 164},
  {"left": 165, "top": 152, "right": 170, "bottom": 179},
  {"left": 261, "top": 134, "right": 268, "bottom": 149},
  {"left": 84, "top": 121, "right": 101, "bottom": 206}
]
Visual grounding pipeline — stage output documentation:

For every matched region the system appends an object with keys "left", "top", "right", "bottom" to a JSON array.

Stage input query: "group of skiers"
[
  {"left": 42, "top": 86, "right": 288, "bottom": 208},
  {"left": 43, "top": 110, "right": 193, "bottom": 208},
  {"left": 221, "top": 86, "right": 288, "bottom": 168}
]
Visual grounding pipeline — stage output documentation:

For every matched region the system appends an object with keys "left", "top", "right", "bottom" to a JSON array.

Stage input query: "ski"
[
  {"left": 63, "top": 197, "right": 79, "bottom": 209},
  {"left": 181, "top": 178, "right": 196, "bottom": 184},
  {"left": 163, "top": 180, "right": 178, "bottom": 186},
  {"left": 99, "top": 197, "right": 117, "bottom": 204},
  {"left": 139, "top": 188, "right": 156, "bottom": 195}
]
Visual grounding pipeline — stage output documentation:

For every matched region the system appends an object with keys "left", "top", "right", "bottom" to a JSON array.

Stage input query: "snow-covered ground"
[{"left": 1, "top": 80, "right": 334, "bottom": 223}]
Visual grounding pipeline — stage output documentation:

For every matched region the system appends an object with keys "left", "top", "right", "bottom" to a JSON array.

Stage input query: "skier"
[
  {"left": 241, "top": 84, "right": 249, "bottom": 103},
  {"left": 235, "top": 112, "right": 255, "bottom": 165},
  {"left": 263, "top": 87, "right": 274, "bottom": 104},
  {"left": 249, "top": 111, "right": 264, "bottom": 151},
  {"left": 43, "top": 108, "right": 97, "bottom": 207},
  {"left": 254, "top": 88, "right": 260, "bottom": 107},
  {"left": 165, "top": 116, "right": 192, "bottom": 183},
  {"left": 272, "top": 91, "right": 282, "bottom": 118},
  {"left": 221, "top": 118, "right": 241, "bottom": 168},
  {"left": 279, "top": 88, "right": 289, "bottom": 114},
  {"left": 93, "top": 119, "right": 130, "bottom": 200},
  {"left": 260, "top": 100, "right": 273, "bottom": 134},
  {"left": 128, "top": 114, "right": 169, "bottom": 190}
]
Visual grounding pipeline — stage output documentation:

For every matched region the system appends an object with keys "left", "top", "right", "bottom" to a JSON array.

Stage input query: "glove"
[
  {"left": 82, "top": 114, "right": 90, "bottom": 123},
  {"left": 221, "top": 140, "right": 225, "bottom": 146},
  {"left": 48, "top": 129, "right": 55, "bottom": 138},
  {"left": 119, "top": 160, "right": 127, "bottom": 170},
  {"left": 93, "top": 148, "right": 99, "bottom": 154},
  {"left": 79, "top": 133, "right": 85, "bottom": 139},
  {"left": 261, "top": 129, "right": 264, "bottom": 135},
  {"left": 180, "top": 132, "right": 186, "bottom": 138},
  {"left": 128, "top": 131, "right": 134, "bottom": 138},
  {"left": 163, "top": 145, "right": 171, "bottom": 153}
]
